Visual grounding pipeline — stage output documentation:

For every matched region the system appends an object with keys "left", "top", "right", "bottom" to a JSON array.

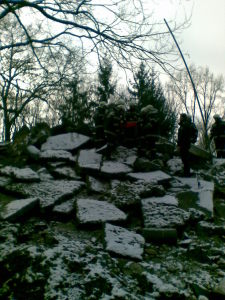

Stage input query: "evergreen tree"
[
  {"left": 60, "top": 74, "right": 91, "bottom": 132},
  {"left": 129, "top": 62, "right": 176, "bottom": 138},
  {"left": 97, "top": 56, "right": 116, "bottom": 103}
]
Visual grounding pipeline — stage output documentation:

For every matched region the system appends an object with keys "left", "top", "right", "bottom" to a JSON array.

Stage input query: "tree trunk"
[{"left": 4, "top": 114, "right": 11, "bottom": 142}]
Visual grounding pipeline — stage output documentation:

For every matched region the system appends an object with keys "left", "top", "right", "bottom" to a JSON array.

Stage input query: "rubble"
[{"left": 0, "top": 131, "right": 224, "bottom": 299}]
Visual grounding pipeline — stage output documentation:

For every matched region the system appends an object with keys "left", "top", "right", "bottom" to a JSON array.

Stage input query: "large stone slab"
[
  {"left": 53, "top": 198, "right": 76, "bottom": 216},
  {"left": 77, "top": 149, "right": 102, "bottom": 172},
  {"left": 41, "top": 132, "right": 90, "bottom": 151},
  {"left": 76, "top": 198, "right": 127, "bottom": 225},
  {"left": 6, "top": 180, "right": 85, "bottom": 212},
  {"left": 127, "top": 171, "right": 171, "bottom": 184},
  {"left": 110, "top": 146, "right": 138, "bottom": 166},
  {"left": 0, "top": 197, "right": 39, "bottom": 221},
  {"left": 0, "top": 166, "right": 40, "bottom": 182},
  {"left": 52, "top": 166, "right": 81, "bottom": 180},
  {"left": 40, "top": 150, "right": 75, "bottom": 162},
  {"left": 104, "top": 223, "right": 145, "bottom": 260},
  {"left": 100, "top": 161, "right": 132, "bottom": 178},
  {"left": 176, "top": 177, "right": 214, "bottom": 217},
  {"left": 142, "top": 195, "right": 178, "bottom": 207},
  {"left": 142, "top": 198, "right": 190, "bottom": 228}
]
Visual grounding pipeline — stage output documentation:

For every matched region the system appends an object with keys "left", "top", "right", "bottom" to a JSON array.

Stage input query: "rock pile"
[{"left": 0, "top": 132, "right": 224, "bottom": 300}]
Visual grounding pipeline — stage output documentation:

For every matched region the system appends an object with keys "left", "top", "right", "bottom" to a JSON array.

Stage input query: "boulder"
[{"left": 104, "top": 223, "right": 145, "bottom": 260}]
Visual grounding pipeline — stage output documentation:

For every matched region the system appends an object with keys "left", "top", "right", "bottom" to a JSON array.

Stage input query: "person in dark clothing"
[
  {"left": 210, "top": 114, "right": 225, "bottom": 158},
  {"left": 177, "top": 113, "right": 198, "bottom": 176},
  {"left": 93, "top": 102, "right": 107, "bottom": 146}
]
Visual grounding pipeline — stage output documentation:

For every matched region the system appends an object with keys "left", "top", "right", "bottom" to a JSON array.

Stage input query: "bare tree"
[
  {"left": 166, "top": 65, "right": 225, "bottom": 149},
  {"left": 0, "top": 0, "right": 189, "bottom": 73},
  {"left": 0, "top": 17, "right": 62, "bottom": 141}
]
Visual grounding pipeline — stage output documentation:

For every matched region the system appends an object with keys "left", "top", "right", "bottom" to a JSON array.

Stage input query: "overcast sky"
[{"left": 154, "top": 0, "right": 225, "bottom": 79}]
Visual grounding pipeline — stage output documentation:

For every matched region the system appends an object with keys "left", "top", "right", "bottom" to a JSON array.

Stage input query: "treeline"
[{"left": 0, "top": 52, "right": 177, "bottom": 143}]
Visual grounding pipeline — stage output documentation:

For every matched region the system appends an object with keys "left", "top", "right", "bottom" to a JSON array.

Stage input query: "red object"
[{"left": 125, "top": 121, "right": 137, "bottom": 128}]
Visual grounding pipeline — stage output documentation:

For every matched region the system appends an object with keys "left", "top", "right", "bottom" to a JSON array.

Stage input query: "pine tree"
[
  {"left": 60, "top": 74, "right": 90, "bottom": 131},
  {"left": 97, "top": 56, "right": 115, "bottom": 103},
  {"left": 129, "top": 62, "right": 176, "bottom": 138}
]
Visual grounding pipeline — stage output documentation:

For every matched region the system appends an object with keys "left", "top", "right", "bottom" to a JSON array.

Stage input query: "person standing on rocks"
[
  {"left": 177, "top": 113, "right": 198, "bottom": 177},
  {"left": 210, "top": 114, "right": 225, "bottom": 158}
]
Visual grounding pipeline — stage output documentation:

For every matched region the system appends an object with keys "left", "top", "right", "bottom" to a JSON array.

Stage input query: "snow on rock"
[
  {"left": 41, "top": 132, "right": 90, "bottom": 151},
  {"left": 27, "top": 145, "right": 40, "bottom": 159},
  {"left": 12, "top": 167, "right": 40, "bottom": 182},
  {"left": 40, "top": 149, "right": 75, "bottom": 162},
  {"left": 0, "top": 166, "right": 40, "bottom": 182},
  {"left": 176, "top": 177, "right": 214, "bottom": 216},
  {"left": 142, "top": 195, "right": 178, "bottom": 207},
  {"left": 87, "top": 176, "right": 109, "bottom": 193},
  {"left": 100, "top": 161, "right": 132, "bottom": 178},
  {"left": 128, "top": 170, "right": 171, "bottom": 184},
  {"left": 0, "top": 176, "right": 11, "bottom": 187},
  {"left": 37, "top": 167, "right": 54, "bottom": 181},
  {"left": 0, "top": 197, "right": 39, "bottom": 221},
  {"left": 76, "top": 198, "right": 127, "bottom": 225},
  {"left": 52, "top": 166, "right": 81, "bottom": 180},
  {"left": 77, "top": 149, "right": 102, "bottom": 172},
  {"left": 104, "top": 223, "right": 145, "bottom": 260},
  {"left": 7, "top": 180, "right": 85, "bottom": 212},
  {"left": 167, "top": 157, "right": 183, "bottom": 174},
  {"left": 213, "top": 277, "right": 225, "bottom": 297},
  {"left": 142, "top": 198, "right": 190, "bottom": 228},
  {"left": 0, "top": 166, "right": 18, "bottom": 176},
  {"left": 110, "top": 146, "right": 138, "bottom": 166},
  {"left": 53, "top": 198, "right": 76, "bottom": 216}
]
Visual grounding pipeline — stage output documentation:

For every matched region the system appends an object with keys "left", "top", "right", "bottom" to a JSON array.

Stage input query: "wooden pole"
[{"left": 164, "top": 18, "right": 204, "bottom": 123}]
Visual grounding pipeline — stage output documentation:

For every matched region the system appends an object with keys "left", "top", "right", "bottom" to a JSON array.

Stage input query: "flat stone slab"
[
  {"left": 100, "top": 161, "right": 132, "bottom": 177},
  {"left": 76, "top": 198, "right": 127, "bottom": 225},
  {"left": 87, "top": 176, "right": 109, "bottom": 193},
  {"left": 142, "top": 195, "right": 178, "bottom": 207},
  {"left": 142, "top": 199, "right": 190, "bottom": 228},
  {"left": 127, "top": 171, "right": 171, "bottom": 184},
  {"left": 78, "top": 149, "right": 102, "bottom": 172},
  {"left": 0, "top": 176, "right": 11, "bottom": 187},
  {"left": 0, "top": 166, "right": 40, "bottom": 182},
  {"left": 110, "top": 146, "right": 138, "bottom": 166},
  {"left": 176, "top": 177, "right": 214, "bottom": 216},
  {"left": 0, "top": 197, "right": 39, "bottom": 221},
  {"left": 52, "top": 166, "right": 81, "bottom": 180},
  {"left": 40, "top": 150, "right": 75, "bottom": 162},
  {"left": 41, "top": 132, "right": 90, "bottom": 151},
  {"left": 53, "top": 198, "right": 76, "bottom": 216},
  {"left": 6, "top": 180, "right": 85, "bottom": 212},
  {"left": 105, "top": 223, "right": 145, "bottom": 260}
]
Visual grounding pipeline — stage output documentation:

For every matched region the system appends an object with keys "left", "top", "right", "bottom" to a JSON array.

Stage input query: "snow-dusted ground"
[{"left": 0, "top": 140, "right": 225, "bottom": 300}]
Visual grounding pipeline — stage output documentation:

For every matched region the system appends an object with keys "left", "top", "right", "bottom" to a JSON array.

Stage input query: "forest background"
[{"left": 0, "top": 0, "right": 224, "bottom": 150}]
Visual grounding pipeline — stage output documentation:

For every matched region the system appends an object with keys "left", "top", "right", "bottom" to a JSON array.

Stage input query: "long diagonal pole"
[{"left": 164, "top": 18, "right": 204, "bottom": 123}]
